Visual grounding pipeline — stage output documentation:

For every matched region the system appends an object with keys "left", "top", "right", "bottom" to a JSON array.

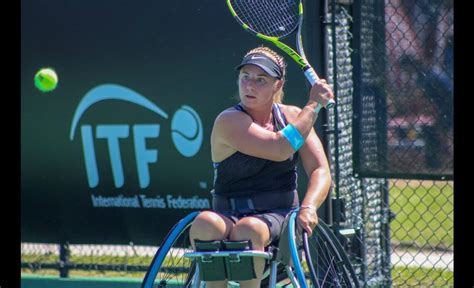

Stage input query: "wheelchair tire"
[
  {"left": 303, "top": 220, "right": 360, "bottom": 288},
  {"left": 142, "top": 211, "right": 199, "bottom": 288},
  {"left": 287, "top": 210, "right": 360, "bottom": 288}
]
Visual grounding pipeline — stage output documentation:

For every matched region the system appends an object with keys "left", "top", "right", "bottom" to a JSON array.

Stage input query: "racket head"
[{"left": 227, "top": 0, "right": 302, "bottom": 39}]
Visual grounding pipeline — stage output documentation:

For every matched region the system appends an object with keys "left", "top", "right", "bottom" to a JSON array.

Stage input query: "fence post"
[{"left": 59, "top": 242, "right": 70, "bottom": 278}]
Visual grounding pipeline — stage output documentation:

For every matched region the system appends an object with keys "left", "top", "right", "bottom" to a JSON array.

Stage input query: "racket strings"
[{"left": 230, "top": 0, "right": 300, "bottom": 38}]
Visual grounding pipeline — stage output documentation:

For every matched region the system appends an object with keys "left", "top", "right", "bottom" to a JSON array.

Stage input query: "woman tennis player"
[{"left": 189, "top": 46, "right": 334, "bottom": 288}]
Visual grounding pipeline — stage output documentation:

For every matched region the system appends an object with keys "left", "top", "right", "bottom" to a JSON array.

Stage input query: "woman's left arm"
[
  {"left": 297, "top": 127, "right": 332, "bottom": 236},
  {"left": 280, "top": 104, "right": 332, "bottom": 236}
]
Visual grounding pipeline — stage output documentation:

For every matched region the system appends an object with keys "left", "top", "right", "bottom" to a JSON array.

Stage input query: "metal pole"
[
  {"left": 59, "top": 242, "right": 70, "bottom": 278},
  {"left": 329, "top": 0, "right": 341, "bottom": 228}
]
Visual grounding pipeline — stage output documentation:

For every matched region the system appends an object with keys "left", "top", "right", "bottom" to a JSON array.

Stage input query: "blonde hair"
[{"left": 243, "top": 46, "right": 287, "bottom": 103}]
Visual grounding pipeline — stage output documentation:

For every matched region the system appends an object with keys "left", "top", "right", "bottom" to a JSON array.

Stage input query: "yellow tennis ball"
[{"left": 34, "top": 68, "right": 58, "bottom": 92}]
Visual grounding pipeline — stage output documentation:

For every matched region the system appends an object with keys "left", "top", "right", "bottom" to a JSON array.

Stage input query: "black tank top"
[{"left": 212, "top": 103, "right": 299, "bottom": 198}]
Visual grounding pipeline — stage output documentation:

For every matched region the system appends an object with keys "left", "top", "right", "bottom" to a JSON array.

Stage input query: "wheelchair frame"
[{"left": 142, "top": 209, "right": 360, "bottom": 288}]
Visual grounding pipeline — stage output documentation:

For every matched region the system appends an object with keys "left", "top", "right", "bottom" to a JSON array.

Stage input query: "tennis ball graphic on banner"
[
  {"left": 171, "top": 105, "right": 203, "bottom": 157},
  {"left": 34, "top": 67, "right": 58, "bottom": 92}
]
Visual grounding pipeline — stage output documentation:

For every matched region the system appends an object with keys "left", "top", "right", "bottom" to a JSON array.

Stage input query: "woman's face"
[{"left": 238, "top": 64, "right": 281, "bottom": 108}]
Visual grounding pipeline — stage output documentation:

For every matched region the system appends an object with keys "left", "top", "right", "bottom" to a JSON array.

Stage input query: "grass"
[
  {"left": 21, "top": 254, "right": 154, "bottom": 266},
  {"left": 391, "top": 266, "right": 453, "bottom": 287},
  {"left": 389, "top": 180, "right": 453, "bottom": 249}
]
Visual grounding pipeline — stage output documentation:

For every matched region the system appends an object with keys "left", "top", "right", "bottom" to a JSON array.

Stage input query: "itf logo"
[{"left": 69, "top": 84, "right": 203, "bottom": 189}]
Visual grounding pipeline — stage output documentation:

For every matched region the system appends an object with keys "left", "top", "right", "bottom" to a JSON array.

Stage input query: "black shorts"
[{"left": 215, "top": 208, "right": 292, "bottom": 244}]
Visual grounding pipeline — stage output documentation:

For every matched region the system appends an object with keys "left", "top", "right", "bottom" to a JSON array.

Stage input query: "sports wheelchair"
[{"left": 142, "top": 209, "right": 360, "bottom": 287}]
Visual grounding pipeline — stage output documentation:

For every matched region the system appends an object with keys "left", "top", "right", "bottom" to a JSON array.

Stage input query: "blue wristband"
[
  {"left": 314, "top": 103, "right": 322, "bottom": 113},
  {"left": 281, "top": 124, "right": 305, "bottom": 151}
]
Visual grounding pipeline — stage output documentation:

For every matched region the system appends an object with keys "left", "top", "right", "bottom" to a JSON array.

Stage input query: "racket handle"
[{"left": 304, "top": 67, "right": 336, "bottom": 109}]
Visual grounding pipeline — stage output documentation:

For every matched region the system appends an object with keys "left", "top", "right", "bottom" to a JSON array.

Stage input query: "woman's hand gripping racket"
[{"left": 226, "top": 0, "right": 335, "bottom": 110}]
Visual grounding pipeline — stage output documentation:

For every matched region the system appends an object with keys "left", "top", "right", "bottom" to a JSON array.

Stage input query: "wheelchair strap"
[
  {"left": 230, "top": 197, "right": 255, "bottom": 213},
  {"left": 212, "top": 190, "right": 298, "bottom": 215},
  {"left": 192, "top": 239, "right": 258, "bottom": 281}
]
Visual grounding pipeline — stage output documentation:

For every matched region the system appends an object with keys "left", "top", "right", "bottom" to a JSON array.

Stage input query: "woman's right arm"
[
  {"left": 212, "top": 80, "right": 334, "bottom": 162},
  {"left": 286, "top": 79, "right": 334, "bottom": 141}
]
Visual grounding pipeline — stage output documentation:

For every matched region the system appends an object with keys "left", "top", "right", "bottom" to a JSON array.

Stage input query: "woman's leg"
[
  {"left": 189, "top": 211, "right": 234, "bottom": 288},
  {"left": 229, "top": 216, "right": 272, "bottom": 288}
]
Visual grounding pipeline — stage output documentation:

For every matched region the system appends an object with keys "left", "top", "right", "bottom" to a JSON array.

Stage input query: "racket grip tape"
[
  {"left": 304, "top": 66, "right": 320, "bottom": 85},
  {"left": 304, "top": 67, "right": 336, "bottom": 109}
]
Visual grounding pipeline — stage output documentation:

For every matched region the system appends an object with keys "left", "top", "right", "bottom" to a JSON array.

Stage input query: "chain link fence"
[
  {"left": 326, "top": 1, "right": 392, "bottom": 286},
  {"left": 326, "top": 0, "right": 453, "bottom": 287},
  {"left": 21, "top": 242, "right": 154, "bottom": 278},
  {"left": 21, "top": 0, "right": 453, "bottom": 287}
]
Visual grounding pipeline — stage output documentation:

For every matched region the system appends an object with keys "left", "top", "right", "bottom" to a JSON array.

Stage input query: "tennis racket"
[{"left": 226, "top": 0, "right": 335, "bottom": 110}]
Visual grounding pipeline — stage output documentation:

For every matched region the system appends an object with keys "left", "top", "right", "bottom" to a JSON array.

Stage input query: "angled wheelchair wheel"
[
  {"left": 302, "top": 221, "right": 360, "bottom": 288},
  {"left": 142, "top": 212, "right": 200, "bottom": 288},
  {"left": 287, "top": 210, "right": 360, "bottom": 288}
]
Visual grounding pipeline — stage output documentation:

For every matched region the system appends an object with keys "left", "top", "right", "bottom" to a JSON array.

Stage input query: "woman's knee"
[
  {"left": 229, "top": 217, "right": 270, "bottom": 249},
  {"left": 189, "top": 211, "right": 233, "bottom": 242}
]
